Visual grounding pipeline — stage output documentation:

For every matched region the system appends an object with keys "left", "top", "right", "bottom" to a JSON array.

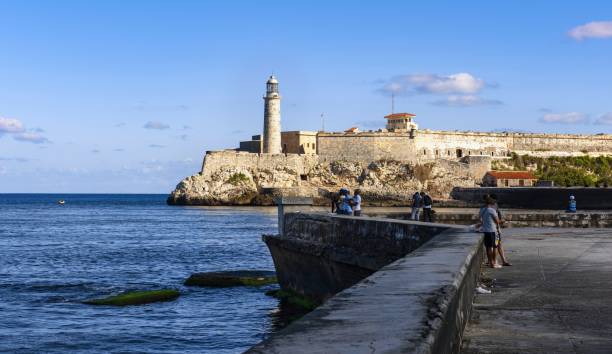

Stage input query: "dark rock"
[
  {"left": 184, "top": 270, "right": 277, "bottom": 287},
  {"left": 83, "top": 289, "right": 180, "bottom": 306}
]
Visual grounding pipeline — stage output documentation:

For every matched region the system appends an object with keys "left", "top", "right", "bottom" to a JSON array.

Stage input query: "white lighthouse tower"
[{"left": 263, "top": 75, "right": 282, "bottom": 154}]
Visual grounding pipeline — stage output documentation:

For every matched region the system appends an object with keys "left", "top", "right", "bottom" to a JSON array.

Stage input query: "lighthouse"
[{"left": 262, "top": 75, "right": 282, "bottom": 154}]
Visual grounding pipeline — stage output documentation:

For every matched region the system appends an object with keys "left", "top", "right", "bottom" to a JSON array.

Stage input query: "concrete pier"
[
  {"left": 251, "top": 227, "right": 483, "bottom": 354},
  {"left": 462, "top": 228, "right": 612, "bottom": 353}
]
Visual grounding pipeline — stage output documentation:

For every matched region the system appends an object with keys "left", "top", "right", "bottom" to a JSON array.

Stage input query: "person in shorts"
[
  {"left": 479, "top": 196, "right": 502, "bottom": 268},
  {"left": 489, "top": 194, "right": 511, "bottom": 266}
]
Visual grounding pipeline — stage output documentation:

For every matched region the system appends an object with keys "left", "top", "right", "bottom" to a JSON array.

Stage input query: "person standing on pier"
[
  {"left": 489, "top": 194, "right": 512, "bottom": 266},
  {"left": 480, "top": 196, "right": 502, "bottom": 268},
  {"left": 411, "top": 191, "right": 422, "bottom": 220},
  {"left": 352, "top": 189, "right": 362, "bottom": 216},
  {"left": 421, "top": 192, "right": 433, "bottom": 222}
]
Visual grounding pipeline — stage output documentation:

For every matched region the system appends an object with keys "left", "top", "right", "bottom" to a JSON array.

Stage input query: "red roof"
[
  {"left": 486, "top": 171, "right": 536, "bottom": 180},
  {"left": 344, "top": 127, "right": 359, "bottom": 133},
  {"left": 384, "top": 113, "right": 416, "bottom": 119}
]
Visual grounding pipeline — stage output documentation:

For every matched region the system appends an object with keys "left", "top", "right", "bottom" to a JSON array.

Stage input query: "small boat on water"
[{"left": 58, "top": 200, "right": 65, "bottom": 205}]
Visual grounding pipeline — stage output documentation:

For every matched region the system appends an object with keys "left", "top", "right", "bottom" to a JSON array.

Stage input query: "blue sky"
[{"left": 1, "top": 1, "right": 611, "bottom": 193}]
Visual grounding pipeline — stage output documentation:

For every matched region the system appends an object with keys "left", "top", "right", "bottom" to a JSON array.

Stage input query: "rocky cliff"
[{"left": 167, "top": 151, "right": 482, "bottom": 206}]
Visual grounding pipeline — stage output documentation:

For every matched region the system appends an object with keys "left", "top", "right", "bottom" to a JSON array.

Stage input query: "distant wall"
[
  {"left": 416, "top": 130, "right": 510, "bottom": 158},
  {"left": 452, "top": 187, "right": 612, "bottom": 210},
  {"left": 317, "top": 132, "right": 417, "bottom": 161},
  {"left": 509, "top": 133, "right": 612, "bottom": 157}
]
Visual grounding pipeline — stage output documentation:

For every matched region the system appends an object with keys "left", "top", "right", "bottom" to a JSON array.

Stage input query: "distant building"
[
  {"left": 484, "top": 171, "right": 537, "bottom": 187},
  {"left": 239, "top": 131, "right": 317, "bottom": 154},
  {"left": 281, "top": 131, "right": 317, "bottom": 154},
  {"left": 384, "top": 113, "right": 418, "bottom": 131}
]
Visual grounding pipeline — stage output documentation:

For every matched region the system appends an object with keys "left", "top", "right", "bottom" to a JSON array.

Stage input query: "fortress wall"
[
  {"left": 201, "top": 151, "right": 320, "bottom": 178},
  {"left": 508, "top": 134, "right": 612, "bottom": 157},
  {"left": 415, "top": 130, "right": 511, "bottom": 158},
  {"left": 317, "top": 133, "right": 417, "bottom": 161}
]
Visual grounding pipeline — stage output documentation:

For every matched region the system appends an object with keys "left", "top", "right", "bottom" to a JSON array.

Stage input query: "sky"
[{"left": 1, "top": 0, "right": 612, "bottom": 193}]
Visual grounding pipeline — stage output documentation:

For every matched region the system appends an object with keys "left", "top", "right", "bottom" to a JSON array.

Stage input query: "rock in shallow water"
[
  {"left": 184, "top": 270, "right": 277, "bottom": 287},
  {"left": 83, "top": 289, "right": 180, "bottom": 306}
]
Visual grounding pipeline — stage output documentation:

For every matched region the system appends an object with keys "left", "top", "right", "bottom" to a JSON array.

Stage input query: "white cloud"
[
  {"left": 379, "top": 73, "right": 486, "bottom": 95},
  {"left": 0, "top": 117, "right": 25, "bottom": 133},
  {"left": 432, "top": 95, "right": 503, "bottom": 107},
  {"left": 13, "top": 131, "right": 50, "bottom": 144},
  {"left": 149, "top": 144, "right": 165, "bottom": 148},
  {"left": 540, "top": 112, "right": 589, "bottom": 124},
  {"left": 568, "top": 21, "right": 612, "bottom": 40},
  {"left": 595, "top": 113, "right": 612, "bottom": 125},
  {"left": 143, "top": 121, "right": 170, "bottom": 130}
]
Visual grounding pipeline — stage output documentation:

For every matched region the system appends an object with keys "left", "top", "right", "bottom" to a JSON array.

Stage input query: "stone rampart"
[
  {"left": 316, "top": 130, "right": 612, "bottom": 162},
  {"left": 317, "top": 132, "right": 417, "bottom": 161}
]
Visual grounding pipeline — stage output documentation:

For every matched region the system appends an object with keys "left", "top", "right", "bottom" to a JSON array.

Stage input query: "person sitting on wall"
[
  {"left": 421, "top": 192, "right": 433, "bottom": 222},
  {"left": 352, "top": 189, "right": 362, "bottom": 216},
  {"left": 567, "top": 195, "right": 577, "bottom": 213},
  {"left": 410, "top": 191, "right": 422, "bottom": 221},
  {"left": 336, "top": 188, "right": 353, "bottom": 215}
]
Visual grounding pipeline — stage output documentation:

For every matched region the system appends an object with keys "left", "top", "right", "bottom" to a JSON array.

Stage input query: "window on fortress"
[
  {"left": 491, "top": 152, "right": 494, "bottom": 156},
  {"left": 313, "top": 143, "right": 316, "bottom": 150},
  {"left": 423, "top": 149, "right": 427, "bottom": 155},
  {"left": 435, "top": 150, "right": 439, "bottom": 156},
  {"left": 448, "top": 151, "right": 451, "bottom": 156}
]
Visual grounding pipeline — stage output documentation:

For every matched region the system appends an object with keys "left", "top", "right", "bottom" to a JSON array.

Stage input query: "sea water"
[{"left": 0, "top": 194, "right": 281, "bottom": 353}]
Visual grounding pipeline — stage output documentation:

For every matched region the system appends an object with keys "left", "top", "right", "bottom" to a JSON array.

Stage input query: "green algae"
[
  {"left": 184, "top": 271, "right": 277, "bottom": 287},
  {"left": 83, "top": 289, "right": 180, "bottom": 306},
  {"left": 265, "top": 289, "right": 320, "bottom": 311}
]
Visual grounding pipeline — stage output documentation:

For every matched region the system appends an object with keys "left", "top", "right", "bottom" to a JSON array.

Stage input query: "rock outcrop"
[{"left": 167, "top": 151, "right": 482, "bottom": 206}]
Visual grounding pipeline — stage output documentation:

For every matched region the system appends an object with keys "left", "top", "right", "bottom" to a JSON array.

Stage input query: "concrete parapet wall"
[
  {"left": 452, "top": 187, "right": 612, "bottom": 210},
  {"left": 369, "top": 210, "right": 612, "bottom": 228},
  {"left": 252, "top": 225, "right": 483, "bottom": 354},
  {"left": 264, "top": 213, "right": 463, "bottom": 302}
]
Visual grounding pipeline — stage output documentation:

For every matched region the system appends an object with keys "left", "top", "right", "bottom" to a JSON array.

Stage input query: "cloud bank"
[
  {"left": 568, "top": 21, "right": 612, "bottom": 40},
  {"left": 0, "top": 116, "right": 50, "bottom": 143},
  {"left": 378, "top": 72, "right": 501, "bottom": 107},
  {"left": 0, "top": 117, "right": 25, "bottom": 133},
  {"left": 143, "top": 121, "right": 170, "bottom": 130},
  {"left": 540, "top": 112, "right": 589, "bottom": 124},
  {"left": 595, "top": 113, "right": 612, "bottom": 125}
]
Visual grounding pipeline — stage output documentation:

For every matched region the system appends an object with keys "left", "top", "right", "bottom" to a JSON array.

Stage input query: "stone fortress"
[{"left": 168, "top": 75, "right": 612, "bottom": 206}]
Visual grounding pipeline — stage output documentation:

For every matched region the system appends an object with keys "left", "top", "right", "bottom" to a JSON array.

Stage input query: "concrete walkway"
[{"left": 461, "top": 228, "right": 612, "bottom": 354}]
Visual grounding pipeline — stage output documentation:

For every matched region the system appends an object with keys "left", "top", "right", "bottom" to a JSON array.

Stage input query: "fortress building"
[
  {"left": 238, "top": 75, "right": 612, "bottom": 160},
  {"left": 262, "top": 75, "right": 282, "bottom": 154}
]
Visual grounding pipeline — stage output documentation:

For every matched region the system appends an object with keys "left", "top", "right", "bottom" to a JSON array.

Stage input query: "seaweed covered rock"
[
  {"left": 265, "top": 289, "right": 320, "bottom": 311},
  {"left": 83, "top": 289, "right": 180, "bottom": 306},
  {"left": 184, "top": 270, "right": 277, "bottom": 287}
]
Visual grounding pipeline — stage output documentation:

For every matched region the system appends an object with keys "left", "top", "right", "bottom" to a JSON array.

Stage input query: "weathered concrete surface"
[
  {"left": 249, "top": 228, "right": 483, "bottom": 354},
  {"left": 452, "top": 187, "right": 612, "bottom": 210},
  {"left": 461, "top": 228, "right": 612, "bottom": 353},
  {"left": 264, "top": 213, "right": 465, "bottom": 301}
]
